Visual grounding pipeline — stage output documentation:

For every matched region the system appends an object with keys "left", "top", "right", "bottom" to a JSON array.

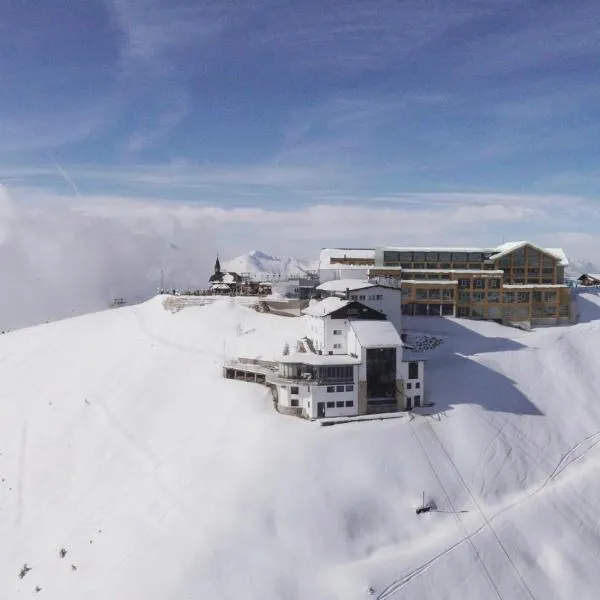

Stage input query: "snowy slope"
[
  {"left": 223, "top": 249, "right": 316, "bottom": 278},
  {"left": 1, "top": 292, "right": 600, "bottom": 598}
]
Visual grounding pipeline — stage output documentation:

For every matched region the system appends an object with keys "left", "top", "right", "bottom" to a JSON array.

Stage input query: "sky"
[{"left": 1, "top": 0, "right": 600, "bottom": 326}]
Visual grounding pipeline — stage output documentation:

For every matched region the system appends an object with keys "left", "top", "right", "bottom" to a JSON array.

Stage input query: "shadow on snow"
[
  {"left": 573, "top": 288, "right": 600, "bottom": 324},
  {"left": 403, "top": 315, "right": 543, "bottom": 417}
]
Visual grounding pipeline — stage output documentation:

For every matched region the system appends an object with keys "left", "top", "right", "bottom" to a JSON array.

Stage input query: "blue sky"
[{"left": 1, "top": 0, "right": 600, "bottom": 264}]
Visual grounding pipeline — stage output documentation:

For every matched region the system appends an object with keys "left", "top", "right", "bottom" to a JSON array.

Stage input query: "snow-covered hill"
[
  {"left": 223, "top": 249, "right": 316, "bottom": 279},
  {"left": 566, "top": 258, "right": 600, "bottom": 279},
  {"left": 2, "top": 291, "right": 600, "bottom": 599}
]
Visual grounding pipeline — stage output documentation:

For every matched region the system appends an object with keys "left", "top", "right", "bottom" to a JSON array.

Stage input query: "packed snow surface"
[{"left": 2, "top": 291, "right": 600, "bottom": 599}]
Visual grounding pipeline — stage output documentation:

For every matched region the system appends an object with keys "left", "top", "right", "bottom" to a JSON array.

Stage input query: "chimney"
[{"left": 345, "top": 287, "right": 350, "bottom": 300}]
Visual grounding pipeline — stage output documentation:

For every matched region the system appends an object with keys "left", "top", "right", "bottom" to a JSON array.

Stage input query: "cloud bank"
[{"left": 1, "top": 183, "right": 598, "bottom": 330}]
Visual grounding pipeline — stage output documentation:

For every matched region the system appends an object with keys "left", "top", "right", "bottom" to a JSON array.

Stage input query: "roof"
[
  {"left": 401, "top": 269, "right": 505, "bottom": 275},
  {"left": 378, "top": 245, "right": 495, "bottom": 253},
  {"left": 317, "top": 279, "right": 376, "bottom": 293},
  {"left": 302, "top": 297, "right": 350, "bottom": 317},
  {"left": 401, "top": 280, "right": 458, "bottom": 285},
  {"left": 278, "top": 353, "right": 362, "bottom": 366},
  {"left": 350, "top": 320, "right": 403, "bottom": 348},
  {"left": 579, "top": 273, "right": 600, "bottom": 281},
  {"left": 489, "top": 241, "right": 569, "bottom": 266},
  {"left": 318, "top": 248, "right": 375, "bottom": 269}
]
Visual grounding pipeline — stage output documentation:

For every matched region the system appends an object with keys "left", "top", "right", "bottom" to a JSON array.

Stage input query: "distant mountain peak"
[{"left": 223, "top": 250, "right": 316, "bottom": 279}]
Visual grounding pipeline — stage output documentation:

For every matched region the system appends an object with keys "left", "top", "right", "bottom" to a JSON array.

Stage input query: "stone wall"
[{"left": 395, "top": 379, "right": 406, "bottom": 410}]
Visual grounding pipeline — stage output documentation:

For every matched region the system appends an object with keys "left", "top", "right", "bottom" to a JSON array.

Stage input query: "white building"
[
  {"left": 318, "top": 248, "right": 375, "bottom": 283},
  {"left": 316, "top": 278, "right": 403, "bottom": 332},
  {"left": 268, "top": 297, "right": 425, "bottom": 419}
]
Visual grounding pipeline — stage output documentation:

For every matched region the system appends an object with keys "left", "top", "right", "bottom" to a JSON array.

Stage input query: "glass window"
[
  {"left": 383, "top": 251, "right": 399, "bottom": 263},
  {"left": 458, "top": 279, "right": 470, "bottom": 288},
  {"left": 488, "top": 279, "right": 500, "bottom": 288},
  {"left": 442, "top": 288, "right": 454, "bottom": 300},
  {"left": 487, "top": 291, "right": 500, "bottom": 303},
  {"left": 345, "top": 400, "right": 354, "bottom": 407},
  {"left": 336, "top": 401, "right": 344, "bottom": 408},
  {"left": 413, "top": 263, "right": 425, "bottom": 269},
  {"left": 439, "top": 252, "right": 452, "bottom": 261},
  {"left": 399, "top": 252, "right": 413, "bottom": 261},
  {"left": 472, "top": 291, "right": 485, "bottom": 302},
  {"left": 290, "top": 399, "right": 299, "bottom": 407},
  {"left": 458, "top": 291, "right": 470, "bottom": 303},
  {"left": 468, "top": 252, "right": 483, "bottom": 261},
  {"left": 406, "top": 382, "right": 412, "bottom": 389},
  {"left": 290, "top": 386, "right": 299, "bottom": 395},
  {"left": 517, "top": 292, "right": 530, "bottom": 303},
  {"left": 427, "top": 263, "right": 438, "bottom": 269},
  {"left": 413, "top": 252, "right": 425, "bottom": 261},
  {"left": 415, "top": 382, "right": 420, "bottom": 389},
  {"left": 346, "top": 385, "right": 354, "bottom": 391},
  {"left": 474, "top": 279, "right": 485, "bottom": 288},
  {"left": 453, "top": 252, "right": 468, "bottom": 262},
  {"left": 428, "top": 288, "right": 441, "bottom": 299},
  {"left": 327, "top": 386, "right": 335, "bottom": 393},
  {"left": 426, "top": 252, "right": 438, "bottom": 261},
  {"left": 416, "top": 289, "right": 428, "bottom": 300},
  {"left": 408, "top": 361, "right": 419, "bottom": 379},
  {"left": 336, "top": 385, "right": 344, "bottom": 392},
  {"left": 326, "top": 401, "right": 334, "bottom": 408}
]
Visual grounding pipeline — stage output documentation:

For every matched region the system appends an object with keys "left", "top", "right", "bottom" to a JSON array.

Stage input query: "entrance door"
[
  {"left": 406, "top": 397, "right": 412, "bottom": 410},
  {"left": 317, "top": 402, "right": 326, "bottom": 418}
]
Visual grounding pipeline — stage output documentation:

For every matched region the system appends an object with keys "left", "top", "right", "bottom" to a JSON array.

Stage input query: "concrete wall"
[
  {"left": 348, "top": 286, "right": 402, "bottom": 332},
  {"left": 319, "top": 267, "right": 370, "bottom": 283},
  {"left": 357, "top": 380, "right": 368, "bottom": 415}
]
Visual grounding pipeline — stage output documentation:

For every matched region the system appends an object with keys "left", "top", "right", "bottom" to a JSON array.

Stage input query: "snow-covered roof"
[
  {"left": 350, "top": 320, "right": 403, "bottom": 348},
  {"left": 503, "top": 284, "right": 569, "bottom": 289},
  {"left": 378, "top": 245, "right": 496, "bottom": 253},
  {"left": 278, "top": 353, "right": 362, "bottom": 365},
  {"left": 211, "top": 283, "right": 231, "bottom": 290},
  {"left": 302, "top": 297, "right": 350, "bottom": 317},
  {"left": 580, "top": 273, "right": 600, "bottom": 280},
  {"left": 489, "top": 242, "right": 569, "bottom": 266},
  {"left": 316, "top": 279, "right": 375, "bottom": 293},
  {"left": 318, "top": 248, "right": 375, "bottom": 269}
]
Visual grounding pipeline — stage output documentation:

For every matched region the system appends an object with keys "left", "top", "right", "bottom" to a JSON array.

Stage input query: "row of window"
[
  {"left": 415, "top": 289, "right": 455, "bottom": 301},
  {"left": 326, "top": 385, "right": 354, "bottom": 393},
  {"left": 349, "top": 294, "right": 384, "bottom": 301},
  {"left": 383, "top": 251, "right": 488, "bottom": 263},
  {"left": 406, "top": 382, "right": 421, "bottom": 390},
  {"left": 457, "top": 278, "right": 501, "bottom": 289},
  {"left": 455, "top": 290, "right": 559, "bottom": 304},
  {"left": 327, "top": 400, "right": 354, "bottom": 408}
]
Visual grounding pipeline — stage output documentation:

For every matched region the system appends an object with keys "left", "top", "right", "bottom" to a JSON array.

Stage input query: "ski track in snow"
[{"left": 376, "top": 420, "right": 600, "bottom": 599}]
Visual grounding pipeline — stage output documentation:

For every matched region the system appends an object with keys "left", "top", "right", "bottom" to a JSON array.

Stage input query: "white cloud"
[{"left": 2, "top": 183, "right": 598, "bottom": 330}]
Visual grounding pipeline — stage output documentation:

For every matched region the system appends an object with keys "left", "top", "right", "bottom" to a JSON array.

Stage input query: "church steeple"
[{"left": 214, "top": 255, "right": 221, "bottom": 274}]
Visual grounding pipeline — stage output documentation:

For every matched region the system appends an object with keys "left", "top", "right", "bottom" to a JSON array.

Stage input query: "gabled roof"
[
  {"left": 350, "top": 320, "right": 403, "bottom": 348},
  {"left": 489, "top": 241, "right": 569, "bottom": 266},
  {"left": 579, "top": 273, "right": 600, "bottom": 281},
  {"left": 302, "top": 297, "right": 350, "bottom": 317}
]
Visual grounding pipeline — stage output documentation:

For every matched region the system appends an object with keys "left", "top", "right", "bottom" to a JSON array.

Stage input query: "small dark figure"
[
  {"left": 19, "top": 564, "right": 31, "bottom": 579},
  {"left": 59, "top": 548, "right": 67, "bottom": 559},
  {"left": 35, "top": 586, "right": 42, "bottom": 593},
  {"left": 71, "top": 564, "right": 77, "bottom": 571}
]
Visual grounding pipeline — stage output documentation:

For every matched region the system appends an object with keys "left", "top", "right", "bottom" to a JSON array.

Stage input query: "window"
[
  {"left": 345, "top": 401, "right": 354, "bottom": 407},
  {"left": 290, "top": 386, "right": 299, "bottom": 395},
  {"left": 383, "top": 251, "right": 399, "bottom": 263},
  {"left": 442, "top": 288, "right": 455, "bottom": 300},
  {"left": 327, "top": 386, "right": 335, "bottom": 393},
  {"left": 489, "top": 279, "right": 500, "bottom": 288},
  {"left": 408, "top": 361, "right": 419, "bottom": 380},
  {"left": 472, "top": 291, "right": 485, "bottom": 303},
  {"left": 333, "top": 329, "right": 342, "bottom": 335},
  {"left": 406, "top": 382, "right": 412, "bottom": 389},
  {"left": 336, "top": 401, "right": 344, "bottom": 408},
  {"left": 413, "top": 263, "right": 425, "bottom": 269},
  {"left": 458, "top": 279, "right": 470, "bottom": 288},
  {"left": 439, "top": 252, "right": 452, "bottom": 262},
  {"left": 504, "top": 292, "right": 515, "bottom": 303},
  {"left": 458, "top": 291, "right": 470, "bottom": 303},
  {"left": 427, "top": 263, "right": 438, "bottom": 269},
  {"left": 428, "top": 288, "right": 441, "bottom": 300},
  {"left": 399, "top": 252, "right": 413, "bottom": 261},
  {"left": 359, "top": 295, "right": 366, "bottom": 300},
  {"left": 333, "top": 343, "right": 342, "bottom": 349},
  {"left": 350, "top": 295, "right": 357, "bottom": 300},
  {"left": 414, "top": 395, "right": 421, "bottom": 403},
  {"left": 468, "top": 252, "right": 483, "bottom": 262},
  {"left": 290, "top": 399, "right": 299, "bottom": 407},
  {"left": 326, "top": 401, "right": 334, "bottom": 408},
  {"left": 458, "top": 306, "right": 470, "bottom": 317},
  {"left": 474, "top": 278, "right": 485, "bottom": 288},
  {"left": 375, "top": 294, "right": 383, "bottom": 300},
  {"left": 517, "top": 292, "right": 530, "bottom": 303},
  {"left": 416, "top": 289, "right": 428, "bottom": 300},
  {"left": 336, "top": 385, "right": 345, "bottom": 392},
  {"left": 453, "top": 252, "right": 468, "bottom": 262},
  {"left": 413, "top": 252, "right": 425, "bottom": 261},
  {"left": 426, "top": 252, "right": 439, "bottom": 261},
  {"left": 346, "top": 384, "right": 354, "bottom": 391},
  {"left": 415, "top": 382, "right": 421, "bottom": 389},
  {"left": 487, "top": 291, "right": 500, "bottom": 303}
]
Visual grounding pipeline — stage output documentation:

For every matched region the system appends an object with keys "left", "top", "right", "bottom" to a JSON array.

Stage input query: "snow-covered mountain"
[
  {"left": 566, "top": 258, "right": 600, "bottom": 279},
  {"left": 223, "top": 249, "right": 316, "bottom": 279},
  {"left": 2, "top": 291, "right": 600, "bottom": 598}
]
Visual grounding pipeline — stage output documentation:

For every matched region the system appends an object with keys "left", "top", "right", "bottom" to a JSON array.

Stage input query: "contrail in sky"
[{"left": 46, "top": 153, "right": 81, "bottom": 198}]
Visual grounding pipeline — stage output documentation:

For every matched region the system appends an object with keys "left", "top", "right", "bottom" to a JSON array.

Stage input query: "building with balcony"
[
  {"left": 270, "top": 297, "right": 424, "bottom": 419},
  {"left": 318, "top": 242, "right": 571, "bottom": 326}
]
